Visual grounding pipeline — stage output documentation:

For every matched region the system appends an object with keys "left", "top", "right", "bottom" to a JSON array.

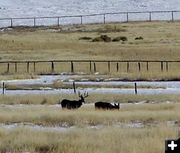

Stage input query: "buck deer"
[
  {"left": 61, "top": 92, "right": 88, "bottom": 109},
  {"left": 95, "top": 102, "right": 120, "bottom": 110}
]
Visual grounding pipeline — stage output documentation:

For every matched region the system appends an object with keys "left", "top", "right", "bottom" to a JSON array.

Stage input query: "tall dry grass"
[
  {"left": 0, "top": 103, "right": 179, "bottom": 126},
  {"left": 0, "top": 94, "right": 180, "bottom": 105},
  {"left": 0, "top": 126, "right": 179, "bottom": 153}
]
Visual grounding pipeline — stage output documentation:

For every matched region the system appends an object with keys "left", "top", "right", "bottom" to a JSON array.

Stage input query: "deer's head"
[{"left": 78, "top": 91, "right": 88, "bottom": 103}]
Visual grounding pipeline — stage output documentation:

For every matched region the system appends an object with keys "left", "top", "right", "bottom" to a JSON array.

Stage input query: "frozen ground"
[{"left": 0, "top": 0, "right": 180, "bottom": 27}]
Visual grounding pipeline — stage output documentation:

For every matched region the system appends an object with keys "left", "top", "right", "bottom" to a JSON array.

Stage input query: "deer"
[
  {"left": 61, "top": 92, "right": 88, "bottom": 109},
  {"left": 95, "top": 102, "right": 120, "bottom": 110}
]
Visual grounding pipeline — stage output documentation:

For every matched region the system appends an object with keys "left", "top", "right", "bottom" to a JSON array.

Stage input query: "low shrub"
[
  {"left": 92, "top": 37, "right": 104, "bottom": 42},
  {"left": 112, "top": 36, "right": 128, "bottom": 42},
  {"left": 79, "top": 36, "right": 92, "bottom": 40},
  {"left": 100, "top": 35, "right": 111, "bottom": 42},
  {"left": 135, "top": 36, "right": 143, "bottom": 40},
  {"left": 92, "top": 35, "right": 111, "bottom": 42}
]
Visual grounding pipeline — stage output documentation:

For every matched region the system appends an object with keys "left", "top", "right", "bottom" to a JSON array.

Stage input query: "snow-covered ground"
[
  {"left": 0, "top": 0, "right": 180, "bottom": 18},
  {"left": 0, "top": 0, "right": 180, "bottom": 27},
  {"left": 2, "top": 75, "right": 180, "bottom": 95}
]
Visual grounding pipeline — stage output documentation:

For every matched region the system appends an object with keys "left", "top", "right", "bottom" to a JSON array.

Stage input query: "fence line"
[
  {"left": 0, "top": 60, "right": 180, "bottom": 74},
  {"left": 0, "top": 10, "right": 180, "bottom": 28}
]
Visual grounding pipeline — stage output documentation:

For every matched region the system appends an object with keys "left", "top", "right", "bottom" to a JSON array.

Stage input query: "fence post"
[
  {"left": 93, "top": 62, "right": 96, "bottom": 72},
  {"left": 51, "top": 61, "right": 54, "bottom": 73},
  {"left": 2, "top": 82, "right": 5, "bottom": 95},
  {"left": 149, "top": 12, "right": 152, "bottom": 22},
  {"left": 80, "top": 16, "right": 83, "bottom": 24},
  {"left": 166, "top": 62, "right": 169, "bottom": 72},
  {"left": 171, "top": 11, "right": 174, "bottom": 22},
  {"left": 135, "top": 83, "right": 137, "bottom": 95},
  {"left": 71, "top": 61, "right": 74, "bottom": 73},
  {"left": 89, "top": 61, "right": 92, "bottom": 73},
  {"left": 10, "top": 18, "right": 13, "bottom": 27},
  {"left": 138, "top": 62, "right": 141, "bottom": 72},
  {"left": 108, "top": 61, "right": 110, "bottom": 73},
  {"left": 15, "top": 62, "right": 17, "bottom": 73},
  {"left": 161, "top": 61, "right": 163, "bottom": 72},
  {"left": 73, "top": 81, "right": 76, "bottom": 94},
  {"left": 57, "top": 17, "right": 60, "bottom": 26},
  {"left": 34, "top": 18, "right": 36, "bottom": 27},
  {"left": 104, "top": 14, "right": 106, "bottom": 24},
  {"left": 127, "top": 62, "right": 129, "bottom": 72},
  {"left": 27, "top": 62, "right": 29, "bottom": 73},
  {"left": 33, "top": 62, "right": 36, "bottom": 72},
  {"left": 126, "top": 12, "right": 129, "bottom": 22},
  {"left": 7, "top": 63, "right": 10, "bottom": 73},
  {"left": 146, "top": 61, "right": 149, "bottom": 71},
  {"left": 116, "top": 62, "right": 119, "bottom": 72}
]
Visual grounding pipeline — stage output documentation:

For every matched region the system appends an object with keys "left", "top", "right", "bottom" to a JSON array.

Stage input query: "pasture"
[
  {"left": 0, "top": 21, "right": 180, "bottom": 153},
  {"left": 1, "top": 22, "right": 180, "bottom": 80}
]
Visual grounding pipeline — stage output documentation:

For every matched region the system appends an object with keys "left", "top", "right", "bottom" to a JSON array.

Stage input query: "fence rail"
[
  {"left": 0, "top": 60, "right": 179, "bottom": 74},
  {"left": 1, "top": 10, "right": 180, "bottom": 28}
]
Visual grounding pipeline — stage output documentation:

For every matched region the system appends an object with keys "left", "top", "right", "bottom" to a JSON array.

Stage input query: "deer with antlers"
[{"left": 61, "top": 92, "right": 88, "bottom": 109}]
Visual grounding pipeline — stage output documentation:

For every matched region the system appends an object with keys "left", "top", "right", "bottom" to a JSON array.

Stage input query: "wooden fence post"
[
  {"left": 2, "top": 82, "right": 5, "bottom": 95},
  {"left": 146, "top": 61, "right": 149, "bottom": 71},
  {"left": 104, "top": 14, "right": 106, "bottom": 24},
  {"left": 89, "top": 61, "right": 92, "bottom": 73},
  {"left": 15, "top": 62, "right": 17, "bottom": 73},
  {"left": 171, "top": 11, "right": 174, "bottom": 22},
  {"left": 10, "top": 18, "right": 13, "bottom": 27},
  {"left": 51, "top": 61, "right": 55, "bottom": 73},
  {"left": 138, "top": 62, "right": 141, "bottom": 72},
  {"left": 161, "top": 61, "right": 163, "bottom": 72},
  {"left": 135, "top": 83, "right": 137, "bottom": 95},
  {"left": 34, "top": 18, "right": 36, "bottom": 27},
  {"left": 7, "top": 63, "right": 10, "bottom": 73},
  {"left": 71, "top": 61, "right": 74, "bottom": 73},
  {"left": 116, "top": 62, "right": 119, "bottom": 72},
  {"left": 33, "top": 62, "right": 36, "bottom": 72},
  {"left": 93, "top": 62, "right": 96, "bottom": 72},
  {"left": 27, "top": 62, "right": 29, "bottom": 73},
  {"left": 73, "top": 81, "right": 76, "bottom": 94},
  {"left": 127, "top": 62, "right": 129, "bottom": 72},
  {"left": 126, "top": 12, "right": 129, "bottom": 22},
  {"left": 108, "top": 61, "right": 110, "bottom": 73},
  {"left": 80, "top": 16, "right": 83, "bottom": 24},
  {"left": 57, "top": 17, "right": 60, "bottom": 26},
  {"left": 149, "top": 12, "right": 152, "bottom": 22},
  {"left": 166, "top": 62, "right": 169, "bottom": 72}
]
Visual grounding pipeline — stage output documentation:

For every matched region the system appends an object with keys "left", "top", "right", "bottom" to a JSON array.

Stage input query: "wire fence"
[
  {"left": 0, "top": 60, "right": 180, "bottom": 74},
  {"left": 0, "top": 10, "right": 180, "bottom": 28}
]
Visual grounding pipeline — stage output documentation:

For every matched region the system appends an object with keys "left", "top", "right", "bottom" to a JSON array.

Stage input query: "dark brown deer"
[
  {"left": 61, "top": 92, "right": 88, "bottom": 109},
  {"left": 95, "top": 102, "right": 120, "bottom": 110}
]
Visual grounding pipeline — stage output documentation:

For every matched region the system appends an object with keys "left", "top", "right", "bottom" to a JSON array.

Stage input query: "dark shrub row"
[{"left": 79, "top": 35, "right": 143, "bottom": 42}]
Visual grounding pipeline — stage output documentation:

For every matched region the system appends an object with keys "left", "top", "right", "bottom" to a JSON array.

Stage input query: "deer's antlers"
[{"left": 78, "top": 91, "right": 89, "bottom": 98}]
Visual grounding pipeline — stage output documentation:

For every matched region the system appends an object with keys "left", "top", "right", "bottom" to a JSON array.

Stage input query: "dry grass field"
[
  {"left": 0, "top": 102, "right": 179, "bottom": 125},
  {"left": 0, "top": 126, "right": 178, "bottom": 153},
  {"left": 1, "top": 94, "right": 180, "bottom": 105},
  {"left": 0, "top": 102, "right": 179, "bottom": 153},
  {"left": 0, "top": 21, "right": 180, "bottom": 61},
  {"left": 1, "top": 21, "right": 180, "bottom": 79},
  {"left": 0, "top": 21, "right": 180, "bottom": 153}
]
